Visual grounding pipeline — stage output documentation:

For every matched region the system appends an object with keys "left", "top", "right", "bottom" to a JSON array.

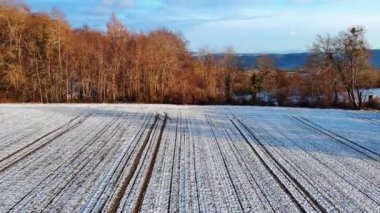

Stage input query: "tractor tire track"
[
  {"left": 346, "top": 112, "right": 380, "bottom": 125},
  {"left": 81, "top": 113, "right": 153, "bottom": 213},
  {"left": 230, "top": 116, "right": 327, "bottom": 213},
  {"left": 293, "top": 116, "right": 380, "bottom": 161},
  {"left": 205, "top": 115, "right": 244, "bottom": 212},
  {"left": 0, "top": 113, "right": 98, "bottom": 183},
  {"left": 253, "top": 118, "right": 344, "bottom": 211},
  {"left": 189, "top": 116, "right": 201, "bottom": 213},
  {"left": 221, "top": 116, "right": 276, "bottom": 212},
  {"left": 6, "top": 113, "right": 121, "bottom": 212},
  {"left": 167, "top": 115, "right": 179, "bottom": 212},
  {"left": 0, "top": 116, "right": 63, "bottom": 150},
  {"left": 0, "top": 113, "right": 90, "bottom": 173},
  {"left": 133, "top": 113, "right": 168, "bottom": 213},
  {"left": 190, "top": 115, "right": 218, "bottom": 212},
  {"left": 39, "top": 114, "right": 132, "bottom": 212},
  {"left": 106, "top": 113, "right": 159, "bottom": 213},
  {"left": 289, "top": 117, "right": 380, "bottom": 189},
  {"left": 118, "top": 115, "right": 162, "bottom": 212},
  {"left": 210, "top": 115, "right": 262, "bottom": 212}
]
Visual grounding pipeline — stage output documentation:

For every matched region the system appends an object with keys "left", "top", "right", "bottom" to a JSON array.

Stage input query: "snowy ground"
[{"left": 0, "top": 104, "right": 379, "bottom": 212}]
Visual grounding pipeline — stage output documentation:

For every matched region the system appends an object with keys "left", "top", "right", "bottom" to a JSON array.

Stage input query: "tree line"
[
  {"left": 1, "top": 2, "right": 379, "bottom": 108},
  {"left": 0, "top": 3, "right": 241, "bottom": 104}
]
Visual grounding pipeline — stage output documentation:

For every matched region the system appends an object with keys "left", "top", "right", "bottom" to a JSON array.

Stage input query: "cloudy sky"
[{"left": 25, "top": 0, "right": 380, "bottom": 53}]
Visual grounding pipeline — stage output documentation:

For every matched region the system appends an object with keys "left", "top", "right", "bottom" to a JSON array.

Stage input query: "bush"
[{"left": 366, "top": 98, "right": 380, "bottom": 109}]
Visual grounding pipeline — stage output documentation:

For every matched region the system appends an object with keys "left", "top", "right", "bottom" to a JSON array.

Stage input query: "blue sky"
[{"left": 25, "top": 0, "right": 380, "bottom": 53}]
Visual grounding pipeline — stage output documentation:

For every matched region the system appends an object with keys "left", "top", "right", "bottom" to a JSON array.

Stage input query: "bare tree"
[
  {"left": 250, "top": 55, "right": 274, "bottom": 104},
  {"left": 220, "top": 47, "right": 239, "bottom": 103},
  {"left": 312, "top": 26, "right": 371, "bottom": 109}
]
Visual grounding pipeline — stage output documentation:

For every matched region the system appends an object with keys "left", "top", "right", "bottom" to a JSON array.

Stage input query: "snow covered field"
[{"left": 0, "top": 104, "right": 379, "bottom": 212}]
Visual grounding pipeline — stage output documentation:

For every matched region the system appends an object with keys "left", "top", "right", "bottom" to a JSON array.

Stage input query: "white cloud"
[
  {"left": 101, "top": 0, "right": 134, "bottom": 8},
  {"left": 25, "top": 0, "right": 380, "bottom": 52}
]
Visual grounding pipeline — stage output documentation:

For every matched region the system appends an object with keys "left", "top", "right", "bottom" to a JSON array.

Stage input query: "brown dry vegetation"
[
  {"left": 0, "top": 3, "right": 243, "bottom": 104},
  {"left": 0, "top": 2, "right": 379, "bottom": 108}
]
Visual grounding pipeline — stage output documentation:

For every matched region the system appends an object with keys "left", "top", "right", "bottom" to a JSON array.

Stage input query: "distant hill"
[
  {"left": 236, "top": 52, "right": 310, "bottom": 70},
  {"left": 204, "top": 50, "right": 380, "bottom": 70},
  {"left": 371, "top": 49, "right": 380, "bottom": 68}
]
